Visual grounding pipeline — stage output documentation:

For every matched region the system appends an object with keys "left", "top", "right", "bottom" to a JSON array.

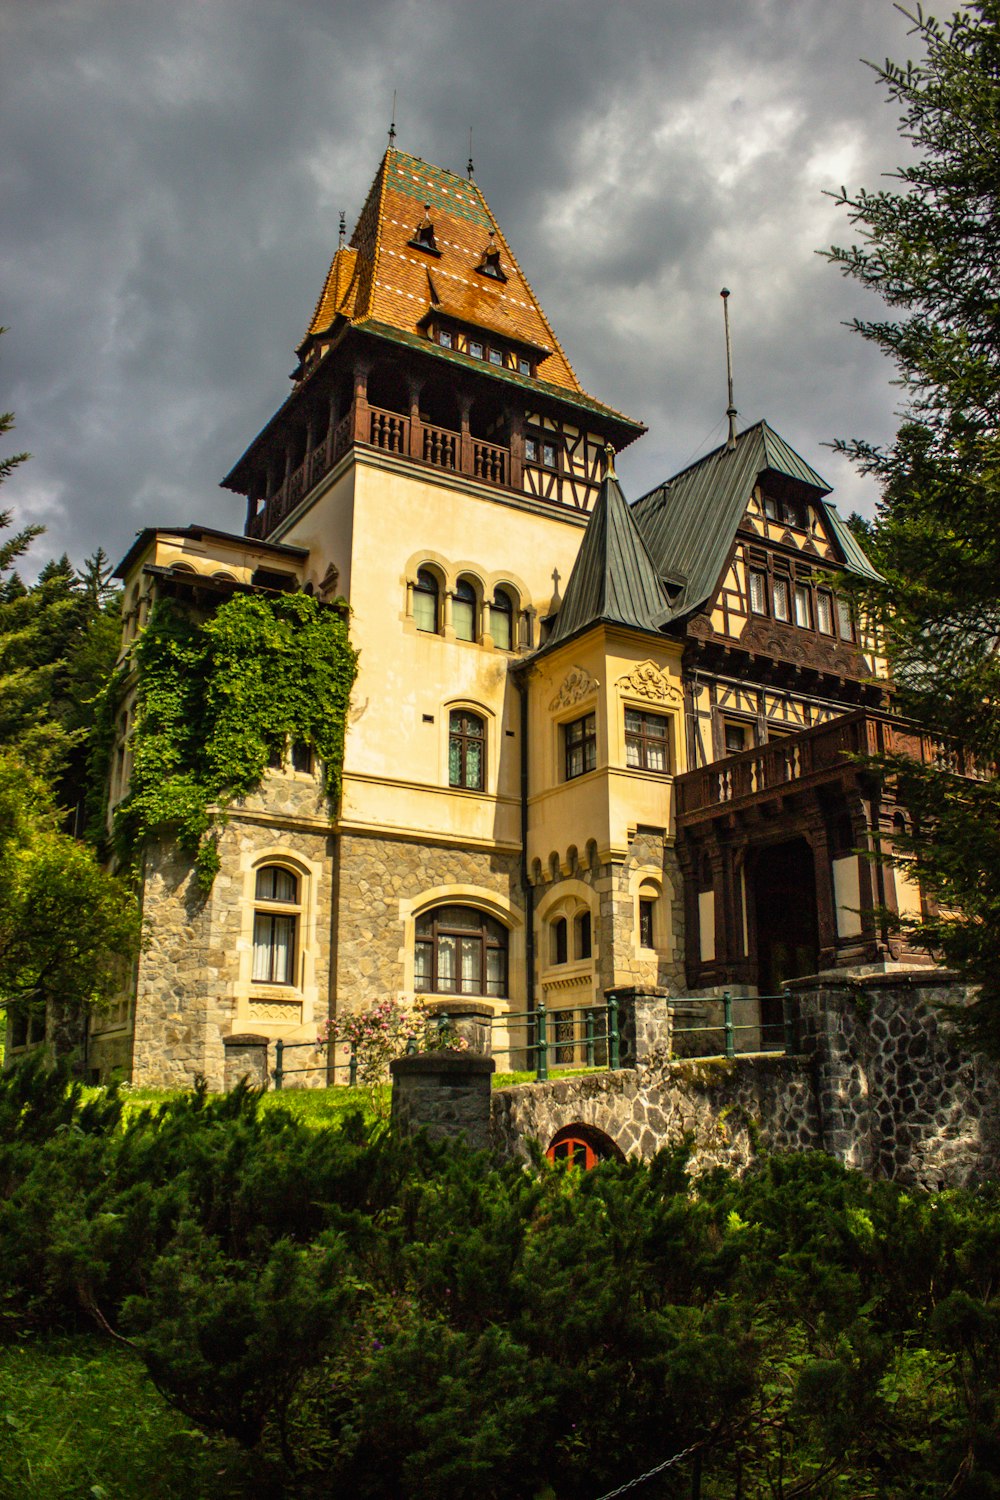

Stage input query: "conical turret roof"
[{"left": 544, "top": 457, "right": 674, "bottom": 649}]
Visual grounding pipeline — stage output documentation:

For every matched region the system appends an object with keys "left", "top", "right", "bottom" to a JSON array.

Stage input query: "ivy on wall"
[{"left": 114, "top": 591, "right": 358, "bottom": 890}]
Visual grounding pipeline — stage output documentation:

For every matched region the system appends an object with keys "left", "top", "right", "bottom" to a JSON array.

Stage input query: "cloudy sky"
[{"left": 1, "top": 0, "right": 919, "bottom": 577}]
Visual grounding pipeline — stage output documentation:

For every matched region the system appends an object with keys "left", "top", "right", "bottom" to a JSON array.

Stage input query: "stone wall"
[
  {"left": 333, "top": 832, "right": 522, "bottom": 1006},
  {"left": 130, "top": 773, "right": 335, "bottom": 1090},
  {"left": 792, "top": 970, "right": 1000, "bottom": 1189},
  {"left": 392, "top": 1051, "right": 495, "bottom": 1152},
  {"left": 601, "top": 831, "right": 686, "bottom": 995},
  {"left": 483, "top": 972, "right": 1000, "bottom": 1188},
  {"left": 490, "top": 1054, "right": 821, "bottom": 1176}
]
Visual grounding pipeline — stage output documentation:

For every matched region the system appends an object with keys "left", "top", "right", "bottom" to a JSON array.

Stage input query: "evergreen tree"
[{"left": 827, "top": 2, "right": 1000, "bottom": 1050}]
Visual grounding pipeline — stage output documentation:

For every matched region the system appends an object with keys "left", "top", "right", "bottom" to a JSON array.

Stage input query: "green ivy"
[{"left": 114, "top": 592, "right": 357, "bottom": 890}]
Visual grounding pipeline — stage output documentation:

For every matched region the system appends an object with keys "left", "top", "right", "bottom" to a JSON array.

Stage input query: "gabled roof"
[
  {"left": 300, "top": 147, "right": 643, "bottom": 432},
  {"left": 631, "top": 419, "right": 880, "bottom": 618},
  {"left": 821, "top": 500, "right": 884, "bottom": 584},
  {"left": 543, "top": 462, "right": 674, "bottom": 650}
]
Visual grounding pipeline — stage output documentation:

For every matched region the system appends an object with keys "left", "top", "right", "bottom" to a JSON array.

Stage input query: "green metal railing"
[
  {"left": 668, "top": 991, "right": 797, "bottom": 1060},
  {"left": 483, "top": 996, "right": 620, "bottom": 1082},
  {"left": 273, "top": 1037, "right": 356, "bottom": 1090}
]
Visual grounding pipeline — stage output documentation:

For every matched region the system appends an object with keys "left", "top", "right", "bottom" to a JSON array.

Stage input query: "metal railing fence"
[
  {"left": 484, "top": 996, "right": 620, "bottom": 1081},
  {"left": 668, "top": 991, "right": 797, "bottom": 1059},
  {"left": 273, "top": 1037, "right": 356, "bottom": 1090}
]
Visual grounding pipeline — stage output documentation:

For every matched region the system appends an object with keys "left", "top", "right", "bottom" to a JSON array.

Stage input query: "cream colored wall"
[
  {"left": 282, "top": 453, "right": 589, "bottom": 852},
  {"left": 526, "top": 628, "right": 686, "bottom": 870}
]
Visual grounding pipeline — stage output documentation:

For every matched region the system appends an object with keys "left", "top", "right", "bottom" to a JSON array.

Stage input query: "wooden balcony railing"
[
  {"left": 245, "top": 398, "right": 595, "bottom": 540},
  {"left": 675, "top": 709, "right": 988, "bottom": 824}
]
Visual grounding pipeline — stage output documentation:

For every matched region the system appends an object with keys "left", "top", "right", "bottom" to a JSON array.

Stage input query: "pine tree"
[{"left": 827, "top": 3, "right": 1000, "bottom": 1048}]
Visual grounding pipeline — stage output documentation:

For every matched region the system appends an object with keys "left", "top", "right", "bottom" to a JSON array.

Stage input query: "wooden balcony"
[
  {"left": 676, "top": 709, "right": 985, "bottom": 830},
  {"left": 245, "top": 400, "right": 583, "bottom": 539}
]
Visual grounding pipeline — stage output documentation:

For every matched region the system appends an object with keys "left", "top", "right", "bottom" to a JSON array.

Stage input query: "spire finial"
[
  {"left": 338, "top": 210, "right": 346, "bottom": 249},
  {"left": 388, "top": 91, "right": 397, "bottom": 148},
  {"left": 721, "top": 287, "right": 737, "bottom": 451},
  {"left": 467, "top": 127, "right": 475, "bottom": 179},
  {"left": 604, "top": 442, "right": 617, "bottom": 479}
]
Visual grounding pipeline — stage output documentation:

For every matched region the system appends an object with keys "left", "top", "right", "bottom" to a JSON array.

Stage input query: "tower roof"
[
  {"left": 300, "top": 147, "right": 642, "bottom": 430},
  {"left": 543, "top": 458, "right": 674, "bottom": 650}
]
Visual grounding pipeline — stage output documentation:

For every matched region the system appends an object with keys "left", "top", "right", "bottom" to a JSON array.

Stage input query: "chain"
[{"left": 592, "top": 1439, "right": 703, "bottom": 1499}]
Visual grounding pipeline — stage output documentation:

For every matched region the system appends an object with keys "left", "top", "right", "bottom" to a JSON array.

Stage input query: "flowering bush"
[{"left": 317, "top": 997, "right": 469, "bottom": 1113}]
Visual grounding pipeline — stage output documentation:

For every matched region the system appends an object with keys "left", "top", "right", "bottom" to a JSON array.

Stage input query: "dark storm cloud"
[{"left": 0, "top": 0, "right": 912, "bottom": 574}]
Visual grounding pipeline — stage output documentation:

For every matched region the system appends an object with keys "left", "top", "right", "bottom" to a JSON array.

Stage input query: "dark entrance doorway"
[{"left": 750, "top": 838, "right": 819, "bottom": 1031}]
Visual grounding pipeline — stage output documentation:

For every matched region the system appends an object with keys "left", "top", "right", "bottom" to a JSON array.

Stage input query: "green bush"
[{"left": 0, "top": 1061, "right": 998, "bottom": 1496}]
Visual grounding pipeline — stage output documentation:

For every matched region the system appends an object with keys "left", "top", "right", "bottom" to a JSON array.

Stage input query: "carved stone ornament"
[
  {"left": 616, "top": 661, "right": 682, "bottom": 705},
  {"left": 549, "top": 666, "right": 598, "bottom": 713}
]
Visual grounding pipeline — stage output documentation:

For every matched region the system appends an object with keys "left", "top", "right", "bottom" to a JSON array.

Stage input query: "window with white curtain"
[{"left": 252, "top": 865, "right": 300, "bottom": 985}]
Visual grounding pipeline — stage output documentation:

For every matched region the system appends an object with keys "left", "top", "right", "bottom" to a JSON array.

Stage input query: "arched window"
[
  {"left": 453, "top": 578, "right": 478, "bottom": 642},
  {"left": 546, "top": 1124, "right": 622, "bottom": 1170},
  {"left": 575, "top": 911, "right": 592, "bottom": 960},
  {"left": 414, "top": 569, "right": 439, "bottom": 633},
  {"left": 414, "top": 906, "right": 508, "bottom": 997},
  {"left": 552, "top": 917, "right": 568, "bottom": 965},
  {"left": 252, "top": 866, "right": 300, "bottom": 986},
  {"left": 491, "top": 589, "right": 514, "bottom": 651},
  {"left": 449, "top": 710, "right": 485, "bottom": 790}
]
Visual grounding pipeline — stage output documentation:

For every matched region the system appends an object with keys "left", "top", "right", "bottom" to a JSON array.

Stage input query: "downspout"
[{"left": 517, "top": 671, "right": 535, "bottom": 1015}]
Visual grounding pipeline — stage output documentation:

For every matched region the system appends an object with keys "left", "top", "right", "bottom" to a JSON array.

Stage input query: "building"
[{"left": 87, "top": 145, "right": 927, "bottom": 1088}]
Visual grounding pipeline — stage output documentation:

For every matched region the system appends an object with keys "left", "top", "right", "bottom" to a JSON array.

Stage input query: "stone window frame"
[
  {"left": 399, "top": 885, "right": 524, "bottom": 1015},
  {"left": 628, "top": 864, "right": 675, "bottom": 964},
  {"left": 535, "top": 880, "right": 598, "bottom": 987},
  {"left": 252, "top": 865, "right": 301, "bottom": 986},
  {"left": 452, "top": 573, "right": 483, "bottom": 643},
  {"left": 402, "top": 551, "right": 532, "bottom": 652},
  {"left": 442, "top": 697, "right": 495, "bottom": 796},
  {"left": 236, "top": 848, "right": 323, "bottom": 1030},
  {"left": 448, "top": 707, "right": 487, "bottom": 791}
]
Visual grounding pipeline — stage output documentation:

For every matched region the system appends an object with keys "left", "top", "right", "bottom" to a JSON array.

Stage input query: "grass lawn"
[
  {"left": 0, "top": 1336, "right": 257, "bottom": 1500},
  {"left": 93, "top": 1063, "right": 611, "bottom": 1126}
]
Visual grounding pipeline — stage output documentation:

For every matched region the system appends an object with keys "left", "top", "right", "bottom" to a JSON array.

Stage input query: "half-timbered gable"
[{"left": 632, "top": 420, "right": 887, "bottom": 769}]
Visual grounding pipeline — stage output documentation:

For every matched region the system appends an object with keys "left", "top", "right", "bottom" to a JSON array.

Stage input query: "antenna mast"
[
  {"left": 720, "top": 287, "right": 737, "bottom": 451},
  {"left": 388, "top": 91, "right": 397, "bottom": 148}
]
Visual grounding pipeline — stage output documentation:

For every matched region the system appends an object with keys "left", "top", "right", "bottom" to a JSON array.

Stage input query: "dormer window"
[
  {"left": 408, "top": 205, "right": 442, "bottom": 257},
  {"left": 475, "top": 230, "right": 507, "bottom": 282},
  {"left": 439, "top": 329, "right": 453, "bottom": 349}
]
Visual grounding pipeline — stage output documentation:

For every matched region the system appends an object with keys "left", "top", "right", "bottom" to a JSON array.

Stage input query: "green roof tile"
[{"left": 543, "top": 465, "right": 673, "bottom": 649}]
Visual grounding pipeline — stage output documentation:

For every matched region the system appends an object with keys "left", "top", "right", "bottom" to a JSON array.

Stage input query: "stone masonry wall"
[
  {"left": 491, "top": 1055, "right": 821, "bottom": 1175},
  {"left": 792, "top": 971, "right": 1000, "bottom": 1189},
  {"left": 485, "top": 974, "right": 1000, "bottom": 1189},
  {"left": 333, "top": 832, "right": 522, "bottom": 1011},
  {"left": 131, "top": 773, "right": 334, "bottom": 1090},
  {"left": 601, "top": 831, "right": 686, "bottom": 994}
]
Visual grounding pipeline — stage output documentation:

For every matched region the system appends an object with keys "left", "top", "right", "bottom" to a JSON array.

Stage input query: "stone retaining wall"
[
  {"left": 792, "top": 970, "right": 1000, "bottom": 1188},
  {"left": 485, "top": 971, "right": 1000, "bottom": 1188},
  {"left": 490, "top": 1053, "right": 821, "bottom": 1176}
]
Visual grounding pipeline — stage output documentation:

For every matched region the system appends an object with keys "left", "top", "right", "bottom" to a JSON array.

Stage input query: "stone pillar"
[
  {"left": 609, "top": 987, "right": 671, "bottom": 1066},
  {"left": 390, "top": 1052, "right": 495, "bottom": 1150},
  {"left": 420, "top": 1002, "right": 493, "bottom": 1056},
  {"left": 223, "top": 1033, "right": 270, "bottom": 1091}
]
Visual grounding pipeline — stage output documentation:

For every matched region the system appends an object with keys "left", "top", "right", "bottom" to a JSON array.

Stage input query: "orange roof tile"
[
  {"left": 306, "top": 148, "right": 585, "bottom": 394},
  {"left": 307, "top": 246, "right": 360, "bottom": 334}
]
